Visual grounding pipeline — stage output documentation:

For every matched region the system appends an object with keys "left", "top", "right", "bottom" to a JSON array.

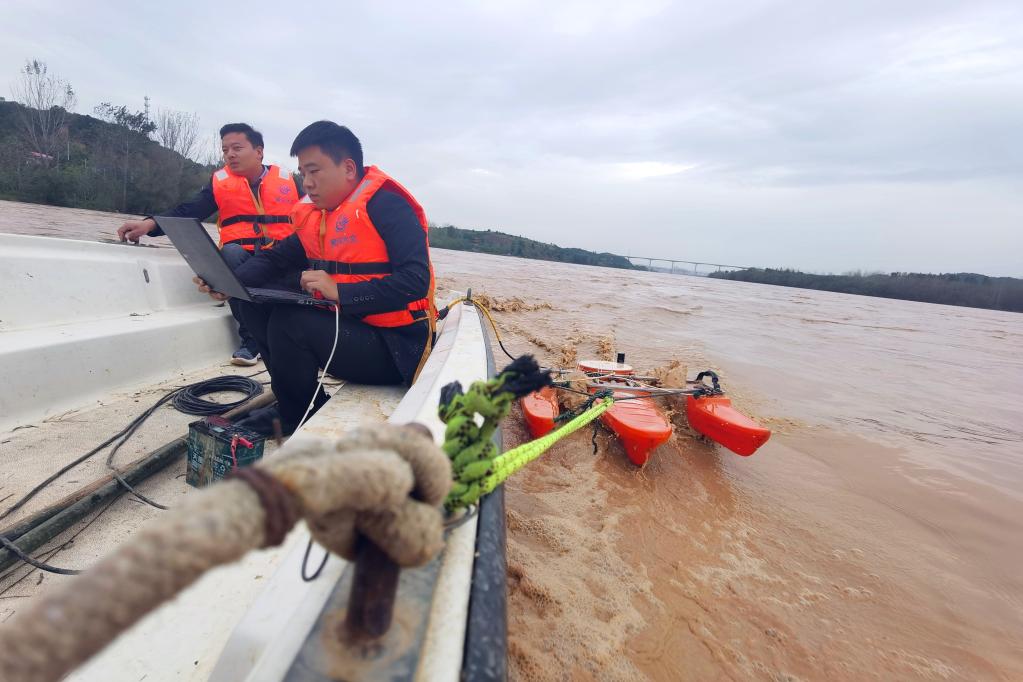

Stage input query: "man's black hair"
[
  {"left": 290, "top": 121, "right": 364, "bottom": 174},
  {"left": 219, "top": 123, "right": 264, "bottom": 149}
]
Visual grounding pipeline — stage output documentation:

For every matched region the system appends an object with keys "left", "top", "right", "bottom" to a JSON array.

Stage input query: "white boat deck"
[
  {"left": 68, "top": 300, "right": 487, "bottom": 682},
  {"left": 0, "top": 234, "right": 492, "bottom": 681},
  {"left": 0, "top": 234, "right": 238, "bottom": 432}
]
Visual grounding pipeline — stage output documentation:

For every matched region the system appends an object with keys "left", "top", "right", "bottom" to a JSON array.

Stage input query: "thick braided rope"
[{"left": 0, "top": 423, "right": 450, "bottom": 682}]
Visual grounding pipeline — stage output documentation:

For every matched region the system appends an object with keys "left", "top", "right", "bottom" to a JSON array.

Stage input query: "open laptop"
[{"left": 154, "top": 216, "right": 334, "bottom": 308}]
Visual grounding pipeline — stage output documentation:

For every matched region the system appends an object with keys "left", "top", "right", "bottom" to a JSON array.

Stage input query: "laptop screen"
[{"left": 153, "top": 216, "right": 253, "bottom": 301}]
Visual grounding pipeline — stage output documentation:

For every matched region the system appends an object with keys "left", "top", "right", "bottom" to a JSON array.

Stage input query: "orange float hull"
[
  {"left": 521, "top": 386, "right": 559, "bottom": 439},
  {"left": 685, "top": 394, "right": 771, "bottom": 456},
  {"left": 521, "top": 384, "right": 673, "bottom": 466},
  {"left": 520, "top": 364, "right": 771, "bottom": 465},
  {"left": 596, "top": 387, "right": 673, "bottom": 466}
]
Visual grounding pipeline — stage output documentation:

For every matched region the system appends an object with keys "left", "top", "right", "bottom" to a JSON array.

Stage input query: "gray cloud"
[{"left": 2, "top": 0, "right": 1021, "bottom": 275}]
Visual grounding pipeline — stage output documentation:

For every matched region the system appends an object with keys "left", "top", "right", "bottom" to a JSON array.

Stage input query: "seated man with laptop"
[
  {"left": 176, "top": 121, "right": 436, "bottom": 437},
  {"left": 120, "top": 123, "right": 303, "bottom": 366}
]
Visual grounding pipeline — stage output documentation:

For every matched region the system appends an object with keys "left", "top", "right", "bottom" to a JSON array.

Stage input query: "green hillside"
[
  {"left": 431, "top": 224, "right": 637, "bottom": 270},
  {"left": 0, "top": 100, "right": 211, "bottom": 214}
]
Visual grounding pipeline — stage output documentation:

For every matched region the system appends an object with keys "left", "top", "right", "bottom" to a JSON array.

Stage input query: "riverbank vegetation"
[{"left": 708, "top": 268, "right": 1023, "bottom": 313}]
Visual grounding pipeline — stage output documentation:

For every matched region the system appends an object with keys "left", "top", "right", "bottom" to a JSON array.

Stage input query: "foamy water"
[
  {"left": 433, "top": 249, "right": 1023, "bottom": 680},
  {"left": 4, "top": 199, "right": 1022, "bottom": 680}
]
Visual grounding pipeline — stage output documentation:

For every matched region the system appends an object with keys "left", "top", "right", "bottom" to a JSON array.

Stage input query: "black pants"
[
  {"left": 222, "top": 244, "right": 299, "bottom": 351},
  {"left": 234, "top": 301, "right": 403, "bottom": 431}
]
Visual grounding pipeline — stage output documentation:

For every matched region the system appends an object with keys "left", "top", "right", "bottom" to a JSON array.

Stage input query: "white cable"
[{"left": 297, "top": 302, "right": 341, "bottom": 429}]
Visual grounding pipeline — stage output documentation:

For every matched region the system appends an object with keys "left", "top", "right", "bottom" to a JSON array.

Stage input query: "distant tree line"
[
  {"left": 430, "top": 224, "right": 638, "bottom": 270},
  {"left": 2, "top": 63, "right": 637, "bottom": 274},
  {"left": 0, "top": 59, "right": 218, "bottom": 214},
  {"left": 708, "top": 268, "right": 1023, "bottom": 313}
]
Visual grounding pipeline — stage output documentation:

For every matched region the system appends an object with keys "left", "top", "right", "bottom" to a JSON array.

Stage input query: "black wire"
[
  {"left": 0, "top": 389, "right": 179, "bottom": 522},
  {"left": 0, "top": 496, "right": 120, "bottom": 581},
  {"left": 463, "top": 299, "right": 518, "bottom": 362},
  {"left": 493, "top": 332, "right": 517, "bottom": 362},
  {"left": 172, "top": 376, "right": 263, "bottom": 415},
  {"left": 443, "top": 504, "right": 479, "bottom": 532},
  {"left": 106, "top": 376, "right": 263, "bottom": 508},
  {"left": 0, "top": 374, "right": 263, "bottom": 579},
  {"left": 0, "top": 375, "right": 264, "bottom": 575},
  {"left": 111, "top": 473, "right": 170, "bottom": 511},
  {"left": 0, "top": 534, "right": 82, "bottom": 575},
  {"left": 301, "top": 538, "right": 330, "bottom": 582},
  {"left": 2, "top": 376, "right": 264, "bottom": 522}
]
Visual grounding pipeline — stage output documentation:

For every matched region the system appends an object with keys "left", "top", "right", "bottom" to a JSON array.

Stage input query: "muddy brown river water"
[{"left": 3, "top": 199, "right": 1022, "bottom": 680}]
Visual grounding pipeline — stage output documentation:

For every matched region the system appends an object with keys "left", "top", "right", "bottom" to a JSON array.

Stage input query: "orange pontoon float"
[{"left": 521, "top": 359, "right": 770, "bottom": 466}]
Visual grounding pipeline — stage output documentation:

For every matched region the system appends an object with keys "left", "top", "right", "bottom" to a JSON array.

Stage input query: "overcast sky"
[{"left": 3, "top": 0, "right": 1022, "bottom": 275}]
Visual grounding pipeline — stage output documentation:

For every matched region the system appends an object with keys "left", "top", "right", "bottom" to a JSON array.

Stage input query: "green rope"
[
  {"left": 476, "top": 396, "right": 612, "bottom": 499},
  {"left": 438, "top": 354, "right": 731, "bottom": 512},
  {"left": 439, "top": 356, "right": 551, "bottom": 511},
  {"left": 439, "top": 378, "right": 514, "bottom": 511},
  {"left": 439, "top": 355, "right": 619, "bottom": 511},
  {"left": 443, "top": 394, "right": 609, "bottom": 511}
]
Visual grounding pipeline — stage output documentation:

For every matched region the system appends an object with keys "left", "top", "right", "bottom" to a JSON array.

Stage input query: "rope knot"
[{"left": 268, "top": 422, "right": 451, "bottom": 567}]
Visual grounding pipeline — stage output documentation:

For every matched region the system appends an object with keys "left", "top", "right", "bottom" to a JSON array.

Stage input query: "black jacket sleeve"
[
  {"left": 337, "top": 189, "right": 431, "bottom": 317},
  {"left": 234, "top": 233, "right": 308, "bottom": 286},
  {"left": 144, "top": 176, "right": 220, "bottom": 237}
]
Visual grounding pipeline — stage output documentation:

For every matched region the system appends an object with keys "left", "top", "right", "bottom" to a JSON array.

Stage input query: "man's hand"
[
  {"left": 193, "top": 276, "right": 229, "bottom": 301},
  {"left": 300, "top": 270, "right": 340, "bottom": 302},
  {"left": 118, "top": 218, "right": 157, "bottom": 243}
]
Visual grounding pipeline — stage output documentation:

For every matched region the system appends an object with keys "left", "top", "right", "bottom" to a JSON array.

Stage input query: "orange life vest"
[
  {"left": 292, "top": 166, "right": 436, "bottom": 329},
  {"left": 212, "top": 165, "right": 299, "bottom": 250}
]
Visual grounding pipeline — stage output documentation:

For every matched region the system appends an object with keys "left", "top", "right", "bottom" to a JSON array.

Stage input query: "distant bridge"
[{"left": 625, "top": 256, "right": 751, "bottom": 275}]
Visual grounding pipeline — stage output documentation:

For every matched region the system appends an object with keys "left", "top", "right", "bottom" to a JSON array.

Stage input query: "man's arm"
[
  {"left": 234, "top": 233, "right": 308, "bottom": 288},
  {"left": 337, "top": 190, "right": 431, "bottom": 316},
  {"left": 117, "top": 177, "right": 219, "bottom": 241}
]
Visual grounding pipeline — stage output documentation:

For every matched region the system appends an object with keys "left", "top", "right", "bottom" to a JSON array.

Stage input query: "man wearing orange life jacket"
[
  {"left": 194, "top": 121, "right": 435, "bottom": 435},
  {"left": 118, "top": 123, "right": 302, "bottom": 365}
]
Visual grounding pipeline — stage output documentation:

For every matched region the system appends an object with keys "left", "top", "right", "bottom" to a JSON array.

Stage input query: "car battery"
[{"left": 186, "top": 416, "right": 267, "bottom": 488}]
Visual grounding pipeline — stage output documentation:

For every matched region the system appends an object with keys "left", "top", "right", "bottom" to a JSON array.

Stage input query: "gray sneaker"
[{"left": 231, "top": 346, "right": 260, "bottom": 366}]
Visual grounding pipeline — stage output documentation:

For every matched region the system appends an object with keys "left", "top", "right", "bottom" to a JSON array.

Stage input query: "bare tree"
[
  {"left": 10, "top": 59, "right": 77, "bottom": 163},
  {"left": 93, "top": 101, "right": 157, "bottom": 134},
  {"left": 199, "top": 131, "right": 224, "bottom": 168},
  {"left": 156, "top": 109, "right": 201, "bottom": 160}
]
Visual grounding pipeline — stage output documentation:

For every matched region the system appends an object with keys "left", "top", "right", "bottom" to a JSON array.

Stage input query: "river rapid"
[{"left": 3, "top": 199, "right": 1021, "bottom": 680}]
